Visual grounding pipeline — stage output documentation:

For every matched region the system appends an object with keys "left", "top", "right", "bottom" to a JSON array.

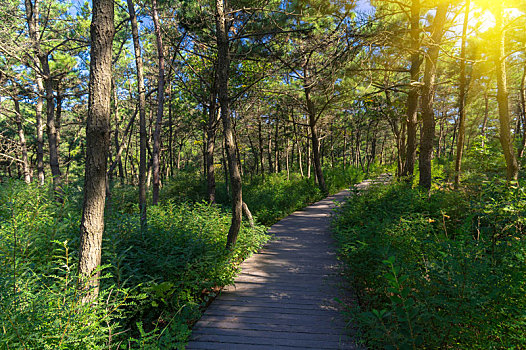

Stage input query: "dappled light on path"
[{"left": 187, "top": 189, "right": 363, "bottom": 349}]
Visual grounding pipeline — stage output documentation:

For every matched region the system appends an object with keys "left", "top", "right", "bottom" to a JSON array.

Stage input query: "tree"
[
  {"left": 23, "top": 0, "right": 45, "bottom": 185},
  {"left": 151, "top": 0, "right": 165, "bottom": 205},
  {"left": 78, "top": 0, "right": 114, "bottom": 301},
  {"left": 126, "top": 0, "right": 148, "bottom": 229},
  {"left": 454, "top": 0, "right": 471, "bottom": 186},
  {"left": 402, "top": 0, "right": 422, "bottom": 179},
  {"left": 216, "top": 0, "right": 243, "bottom": 248},
  {"left": 492, "top": 2, "right": 519, "bottom": 181},
  {"left": 418, "top": 1, "right": 449, "bottom": 190}
]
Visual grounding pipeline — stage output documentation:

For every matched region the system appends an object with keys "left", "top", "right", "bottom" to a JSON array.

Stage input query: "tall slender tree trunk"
[
  {"left": 305, "top": 87, "right": 327, "bottom": 194},
  {"left": 56, "top": 91, "right": 63, "bottom": 152},
  {"left": 35, "top": 91, "right": 45, "bottom": 185},
  {"left": 418, "top": 2, "right": 448, "bottom": 190},
  {"left": 307, "top": 128, "right": 312, "bottom": 178},
  {"left": 24, "top": 0, "right": 45, "bottom": 186},
  {"left": 206, "top": 83, "right": 218, "bottom": 203},
  {"left": 274, "top": 118, "right": 279, "bottom": 173},
  {"left": 78, "top": 0, "right": 114, "bottom": 301},
  {"left": 518, "top": 64, "right": 526, "bottom": 160},
  {"left": 403, "top": 0, "right": 422, "bottom": 180},
  {"left": 258, "top": 116, "right": 265, "bottom": 176},
  {"left": 168, "top": 82, "right": 174, "bottom": 177},
  {"left": 454, "top": 0, "right": 470, "bottom": 187},
  {"left": 216, "top": 0, "right": 243, "bottom": 248},
  {"left": 267, "top": 126, "right": 273, "bottom": 173},
  {"left": 151, "top": 0, "right": 164, "bottom": 205},
  {"left": 481, "top": 93, "right": 489, "bottom": 148},
  {"left": 127, "top": 0, "right": 147, "bottom": 229},
  {"left": 286, "top": 137, "right": 290, "bottom": 180},
  {"left": 111, "top": 79, "right": 125, "bottom": 183},
  {"left": 13, "top": 97, "right": 32, "bottom": 183},
  {"left": 494, "top": 5, "right": 519, "bottom": 181},
  {"left": 40, "top": 53, "right": 63, "bottom": 200}
]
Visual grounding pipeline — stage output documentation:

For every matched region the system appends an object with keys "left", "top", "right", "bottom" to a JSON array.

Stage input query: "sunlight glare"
[{"left": 472, "top": 8, "right": 495, "bottom": 33}]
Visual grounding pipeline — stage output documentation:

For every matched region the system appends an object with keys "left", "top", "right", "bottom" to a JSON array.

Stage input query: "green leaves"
[
  {"left": 0, "top": 179, "right": 270, "bottom": 348},
  {"left": 333, "top": 180, "right": 526, "bottom": 349}
]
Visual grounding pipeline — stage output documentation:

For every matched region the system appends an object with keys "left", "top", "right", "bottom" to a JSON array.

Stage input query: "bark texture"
[
  {"left": 402, "top": 0, "right": 421, "bottom": 179},
  {"left": 13, "top": 97, "right": 32, "bottom": 183},
  {"left": 206, "top": 83, "right": 218, "bottom": 203},
  {"left": 216, "top": 0, "right": 243, "bottom": 248},
  {"left": 78, "top": 0, "right": 114, "bottom": 301},
  {"left": 151, "top": 0, "right": 165, "bottom": 205},
  {"left": 305, "top": 86, "right": 328, "bottom": 194},
  {"left": 418, "top": 2, "right": 448, "bottom": 190},
  {"left": 126, "top": 0, "right": 147, "bottom": 229},
  {"left": 454, "top": 0, "right": 470, "bottom": 187},
  {"left": 494, "top": 5, "right": 519, "bottom": 181},
  {"left": 24, "top": 0, "right": 45, "bottom": 185}
]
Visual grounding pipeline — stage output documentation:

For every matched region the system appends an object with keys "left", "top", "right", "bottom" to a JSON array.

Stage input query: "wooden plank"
[
  {"left": 187, "top": 341, "right": 332, "bottom": 350},
  {"left": 193, "top": 320, "right": 345, "bottom": 335},
  {"left": 191, "top": 327, "right": 344, "bottom": 342},
  {"left": 205, "top": 298, "right": 339, "bottom": 310},
  {"left": 196, "top": 310, "right": 347, "bottom": 329},
  {"left": 204, "top": 304, "right": 342, "bottom": 317},
  {"left": 190, "top": 334, "right": 348, "bottom": 349}
]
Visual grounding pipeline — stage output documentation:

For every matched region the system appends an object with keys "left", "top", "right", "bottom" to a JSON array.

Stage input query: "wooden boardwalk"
[{"left": 187, "top": 189, "right": 363, "bottom": 349}]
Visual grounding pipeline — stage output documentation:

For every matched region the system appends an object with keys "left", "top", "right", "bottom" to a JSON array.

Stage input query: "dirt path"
[{"left": 187, "top": 186, "right": 370, "bottom": 349}]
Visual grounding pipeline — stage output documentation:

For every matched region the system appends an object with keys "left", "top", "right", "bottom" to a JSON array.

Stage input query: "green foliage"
[
  {"left": 241, "top": 172, "right": 322, "bottom": 225},
  {"left": 241, "top": 166, "right": 364, "bottom": 225},
  {"left": 333, "top": 181, "right": 526, "bottom": 349},
  {"left": 0, "top": 180, "right": 269, "bottom": 349}
]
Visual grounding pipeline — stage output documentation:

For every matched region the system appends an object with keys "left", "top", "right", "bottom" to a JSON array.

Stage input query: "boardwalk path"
[{"left": 187, "top": 188, "right": 365, "bottom": 350}]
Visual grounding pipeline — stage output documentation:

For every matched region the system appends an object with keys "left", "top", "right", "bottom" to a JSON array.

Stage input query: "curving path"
[{"left": 187, "top": 187, "right": 368, "bottom": 349}]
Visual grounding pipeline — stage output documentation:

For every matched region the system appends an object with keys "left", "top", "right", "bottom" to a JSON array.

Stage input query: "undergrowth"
[
  {"left": 0, "top": 180, "right": 268, "bottom": 349},
  {"left": 333, "top": 180, "right": 526, "bottom": 349},
  {"left": 0, "top": 165, "right": 365, "bottom": 348},
  {"left": 241, "top": 166, "right": 364, "bottom": 225}
]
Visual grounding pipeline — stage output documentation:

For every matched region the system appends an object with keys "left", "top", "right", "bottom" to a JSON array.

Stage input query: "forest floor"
[{"left": 185, "top": 177, "right": 392, "bottom": 349}]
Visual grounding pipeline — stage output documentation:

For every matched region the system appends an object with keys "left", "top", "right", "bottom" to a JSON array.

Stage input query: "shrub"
[
  {"left": 333, "top": 181, "right": 526, "bottom": 349},
  {"left": 0, "top": 180, "right": 269, "bottom": 349}
]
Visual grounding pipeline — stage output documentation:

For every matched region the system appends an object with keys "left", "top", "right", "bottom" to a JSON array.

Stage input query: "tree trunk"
[
  {"left": 56, "top": 91, "right": 63, "bottom": 152},
  {"left": 206, "top": 84, "right": 218, "bottom": 203},
  {"left": 258, "top": 116, "right": 264, "bottom": 176},
  {"left": 151, "top": 0, "right": 165, "bottom": 205},
  {"left": 518, "top": 64, "right": 526, "bottom": 160},
  {"left": 41, "top": 54, "right": 62, "bottom": 200},
  {"left": 403, "top": 0, "right": 422, "bottom": 180},
  {"left": 286, "top": 137, "right": 290, "bottom": 180},
  {"left": 267, "top": 125, "right": 273, "bottom": 173},
  {"left": 305, "top": 87, "right": 327, "bottom": 194},
  {"left": 494, "top": 5, "right": 519, "bottom": 181},
  {"left": 127, "top": 0, "right": 147, "bottom": 229},
  {"left": 168, "top": 82, "right": 174, "bottom": 177},
  {"left": 454, "top": 0, "right": 470, "bottom": 187},
  {"left": 274, "top": 117, "right": 279, "bottom": 173},
  {"left": 13, "top": 97, "right": 32, "bottom": 183},
  {"left": 78, "top": 0, "right": 114, "bottom": 302},
  {"left": 112, "top": 79, "right": 125, "bottom": 183},
  {"left": 24, "top": 0, "right": 45, "bottom": 186},
  {"left": 216, "top": 0, "right": 243, "bottom": 248},
  {"left": 418, "top": 2, "right": 448, "bottom": 190},
  {"left": 307, "top": 128, "right": 311, "bottom": 178},
  {"left": 242, "top": 201, "right": 254, "bottom": 228}
]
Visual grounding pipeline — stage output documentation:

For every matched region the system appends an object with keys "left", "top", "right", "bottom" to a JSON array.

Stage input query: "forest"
[{"left": 1, "top": 0, "right": 525, "bottom": 348}]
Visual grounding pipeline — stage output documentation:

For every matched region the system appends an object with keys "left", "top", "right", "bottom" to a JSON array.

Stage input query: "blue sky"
[{"left": 356, "top": 0, "right": 374, "bottom": 13}]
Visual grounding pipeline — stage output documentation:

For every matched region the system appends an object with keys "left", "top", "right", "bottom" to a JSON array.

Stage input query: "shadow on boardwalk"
[{"left": 186, "top": 177, "right": 393, "bottom": 349}]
